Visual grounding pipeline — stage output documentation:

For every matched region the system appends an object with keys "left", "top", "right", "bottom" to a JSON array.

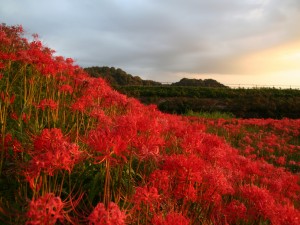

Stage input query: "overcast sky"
[{"left": 1, "top": 0, "right": 300, "bottom": 87}]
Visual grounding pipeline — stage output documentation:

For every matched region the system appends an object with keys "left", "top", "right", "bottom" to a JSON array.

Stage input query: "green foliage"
[
  {"left": 84, "top": 66, "right": 161, "bottom": 87},
  {"left": 186, "top": 110, "right": 234, "bottom": 119},
  {"left": 116, "top": 86, "right": 300, "bottom": 118},
  {"left": 171, "top": 78, "right": 228, "bottom": 87}
]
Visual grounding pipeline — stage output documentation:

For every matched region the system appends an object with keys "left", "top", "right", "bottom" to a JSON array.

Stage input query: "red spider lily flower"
[
  {"left": 9, "top": 94, "right": 15, "bottom": 104},
  {"left": 1, "top": 133, "right": 13, "bottom": 154},
  {"left": 71, "top": 100, "right": 86, "bottom": 112},
  {"left": 0, "top": 92, "right": 15, "bottom": 105},
  {"left": 65, "top": 58, "right": 74, "bottom": 64},
  {"left": 25, "top": 128, "right": 82, "bottom": 182},
  {"left": 89, "top": 108, "right": 112, "bottom": 126},
  {"left": 26, "top": 193, "right": 64, "bottom": 225},
  {"left": 16, "top": 50, "right": 32, "bottom": 63},
  {"left": 70, "top": 95, "right": 94, "bottom": 112},
  {"left": 276, "top": 156, "right": 286, "bottom": 166},
  {"left": 240, "top": 185, "right": 276, "bottom": 221},
  {"left": 22, "top": 113, "right": 30, "bottom": 123},
  {"left": 152, "top": 212, "right": 190, "bottom": 225},
  {"left": 275, "top": 204, "right": 300, "bottom": 225},
  {"left": 87, "top": 126, "right": 128, "bottom": 164},
  {"left": 88, "top": 202, "right": 126, "bottom": 225},
  {"left": 149, "top": 170, "right": 170, "bottom": 194},
  {"left": 0, "top": 52, "right": 17, "bottom": 61},
  {"left": 59, "top": 84, "right": 73, "bottom": 94},
  {"left": 11, "top": 138, "right": 23, "bottom": 154},
  {"left": 222, "top": 200, "right": 247, "bottom": 224},
  {"left": 0, "top": 62, "right": 5, "bottom": 69},
  {"left": 10, "top": 112, "right": 18, "bottom": 120},
  {"left": 36, "top": 99, "right": 58, "bottom": 111},
  {"left": 132, "top": 186, "right": 160, "bottom": 211}
]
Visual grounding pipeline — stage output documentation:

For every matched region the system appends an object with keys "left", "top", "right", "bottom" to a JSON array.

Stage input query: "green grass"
[{"left": 185, "top": 110, "right": 235, "bottom": 119}]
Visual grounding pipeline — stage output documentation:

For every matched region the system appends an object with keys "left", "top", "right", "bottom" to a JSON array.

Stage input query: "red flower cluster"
[
  {"left": 132, "top": 186, "right": 160, "bottom": 211},
  {"left": 36, "top": 98, "right": 58, "bottom": 111},
  {"left": 88, "top": 202, "right": 126, "bottom": 225},
  {"left": 26, "top": 193, "right": 64, "bottom": 225},
  {"left": 152, "top": 212, "right": 190, "bottom": 225},
  {"left": 25, "top": 128, "right": 82, "bottom": 189}
]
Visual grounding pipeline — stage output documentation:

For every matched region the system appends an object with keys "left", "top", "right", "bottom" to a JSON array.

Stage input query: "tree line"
[{"left": 85, "top": 67, "right": 300, "bottom": 119}]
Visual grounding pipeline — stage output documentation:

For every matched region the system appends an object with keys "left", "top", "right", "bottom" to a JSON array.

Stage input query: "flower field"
[{"left": 0, "top": 24, "right": 299, "bottom": 224}]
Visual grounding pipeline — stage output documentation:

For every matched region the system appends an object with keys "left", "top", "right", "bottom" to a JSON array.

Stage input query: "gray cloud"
[{"left": 1, "top": 0, "right": 300, "bottom": 82}]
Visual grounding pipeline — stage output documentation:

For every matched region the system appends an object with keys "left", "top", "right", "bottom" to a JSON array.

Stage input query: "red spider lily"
[
  {"left": 88, "top": 202, "right": 126, "bottom": 225},
  {"left": 10, "top": 138, "right": 23, "bottom": 155},
  {"left": 0, "top": 24, "right": 24, "bottom": 48},
  {"left": 149, "top": 170, "right": 170, "bottom": 194},
  {"left": 25, "top": 128, "right": 82, "bottom": 180},
  {"left": 87, "top": 126, "right": 128, "bottom": 164},
  {"left": 26, "top": 193, "right": 64, "bottom": 225},
  {"left": 16, "top": 49, "right": 32, "bottom": 63},
  {"left": 0, "top": 52, "right": 17, "bottom": 61},
  {"left": 274, "top": 204, "right": 300, "bottom": 225},
  {"left": 10, "top": 112, "right": 18, "bottom": 120},
  {"left": 59, "top": 84, "right": 73, "bottom": 94},
  {"left": 160, "top": 154, "right": 204, "bottom": 201},
  {"left": 0, "top": 62, "right": 5, "bottom": 69},
  {"left": 22, "top": 113, "right": 30, "bottom": 123},
  {"left": 36, "top": 99, "right": 58, "bottom": 111},
  {"left": 132, "top": 135, "right": 164, "bottom": 161},
  {"left": 1, "top": 133, "right": 14, "bottom": 155},
  {"left": 89, "top": 108, "right": 113, "bottom": 126},
  {"left": 71, "top": 95, "right": 93, "bottom": 112},
  {"left": 276, "top": 156, "right": 286, "bottom": 166},
  {"left": 132, "top": 186, "right": 160, "bottom": 211},
  {"left": 240, "top": 185, "right": 276, "bottom": 221},
  {"left": 0, "top": 92, "right": 15, "bottom": 104},
  {"left": 222, "top": 200, "right": 247, "bottom": 224},
  {"left": 152, "top": 212, "right": 190, "bottom": 225},
  {"left": 127, "top": 114, "right": 165, "bottom": 161}
]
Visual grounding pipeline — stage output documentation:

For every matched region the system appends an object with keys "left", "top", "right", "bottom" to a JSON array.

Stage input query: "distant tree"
[
  {"left": 84, "top": 66, "right": 161, "bottom": 86},
  {"left": 171, "top": 78, "right": 227, "bottom": 88}
]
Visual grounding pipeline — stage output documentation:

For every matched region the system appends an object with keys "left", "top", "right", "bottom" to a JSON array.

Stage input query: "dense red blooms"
[
  {"left": 152, "top": 212, "right": 190, "bottom": 225},
  {"left": 1, "top": 24, "right": 300, "bottom": 225},
  {"left": 222, "top": 200, "right": 247, "bottom": 224},
  {"left": 59, "top": 84, "right": 73, "bottom": 94},
  {"left": 132, "top": 186, "right": 160, "bottom": 211},
  {"left": 26, "top": 193, "right": 64, "bottom": 225},
  {"left": 25, "top": 128, "right": 82, "bottom": 187},
  {"left": 87, "top": 126, "right": 128, "bottom": 164},
  {"left": 88, "top": 202, "right": 126, "bottom": 225}
]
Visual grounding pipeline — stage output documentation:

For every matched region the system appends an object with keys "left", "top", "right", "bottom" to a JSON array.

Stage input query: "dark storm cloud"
[{"left": 1, "top": 0, "right": 300, "bottom": 81}]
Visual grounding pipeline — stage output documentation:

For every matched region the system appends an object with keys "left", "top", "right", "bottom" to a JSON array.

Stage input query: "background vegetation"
[
  {"left": 85, "top": 66, "right": 300, "bottom": 119},
  {"left": 116, "top": 86, "right": 300, "bottom": 118}
]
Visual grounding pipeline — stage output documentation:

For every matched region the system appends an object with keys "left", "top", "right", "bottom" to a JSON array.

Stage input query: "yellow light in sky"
[
  {"left": 282, "top": 51, "right": 300, "bottom": 61},
  {"left": 178, "top": 40, "right": 300, "bottom": 87},
  {"left": 236, "top": 40, "right": 300, "bottom": 75}
]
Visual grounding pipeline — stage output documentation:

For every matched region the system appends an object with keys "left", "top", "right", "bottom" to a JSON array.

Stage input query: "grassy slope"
[{"left": 0, "top": 24, "right": 299, "bottom": 224}]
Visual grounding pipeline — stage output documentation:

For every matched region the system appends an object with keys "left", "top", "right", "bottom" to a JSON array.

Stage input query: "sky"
[{"left": 1, "top": 0, "right": 300, "bottom": 87}]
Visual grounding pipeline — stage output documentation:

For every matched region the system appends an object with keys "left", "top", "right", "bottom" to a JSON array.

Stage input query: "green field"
[{"left": 116, "top": 86, "right": 300, "bottom": 118}]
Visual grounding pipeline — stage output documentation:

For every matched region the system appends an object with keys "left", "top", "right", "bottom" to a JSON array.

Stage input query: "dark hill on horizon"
[
  {"left": 84, "top": 66, "right": 300, "bottom": 119},
  {"left": 171, "top": 78, "right": 228, "bottom": 88},
  {"left": 84, "top": 66, "right": 227, "bottom": 87},
  {"left": 84, "top": 66, "right": 161, "bottom": 86}
]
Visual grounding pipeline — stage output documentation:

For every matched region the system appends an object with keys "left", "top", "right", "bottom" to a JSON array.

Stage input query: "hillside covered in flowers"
[{"left": 0, "top": 24, "right": 299, "bottom": 224}]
